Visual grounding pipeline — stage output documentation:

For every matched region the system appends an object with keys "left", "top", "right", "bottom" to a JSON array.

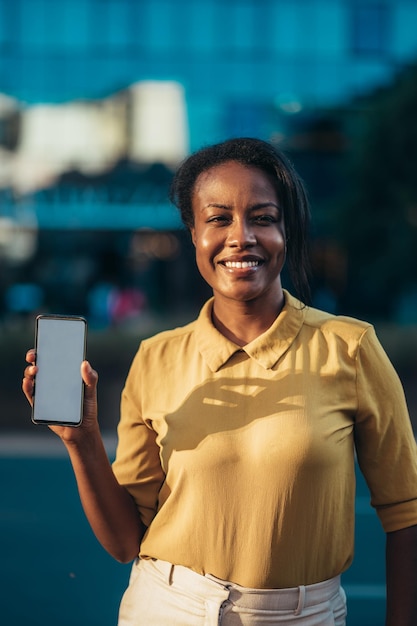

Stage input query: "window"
[
  {"left": 352, "top": 2, "right": 390, "bottom": 55},
  {"left": 91, "top": 0, "right": 142, "bottom": 51}
]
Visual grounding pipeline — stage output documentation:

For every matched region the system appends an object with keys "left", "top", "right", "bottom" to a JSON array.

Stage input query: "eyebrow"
[{"left": 204, "top": 202, "right": 280, "bottom": 211}]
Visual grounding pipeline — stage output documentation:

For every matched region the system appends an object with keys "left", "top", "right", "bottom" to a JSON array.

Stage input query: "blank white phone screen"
[{"left": 32, "top": 316, "right": 86, "bottom": 425}]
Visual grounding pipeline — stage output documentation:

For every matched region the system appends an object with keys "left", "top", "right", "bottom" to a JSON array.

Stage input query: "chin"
[{"left": 223, "top": 291, "right": 266, "bottom": 303}]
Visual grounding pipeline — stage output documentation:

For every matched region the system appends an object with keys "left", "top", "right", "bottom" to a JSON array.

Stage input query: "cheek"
[
  {"left": 194, "top": 247, "right": 214, "bottom": 286},
  {"left": 194, "top": 237, "right": 213, "bottom": 271},
  {"left": 264, "top": 229, "right": 286, "bottom": 253},
  {"left": 194, "top": 228, "right": 218, "bottom": 257}
]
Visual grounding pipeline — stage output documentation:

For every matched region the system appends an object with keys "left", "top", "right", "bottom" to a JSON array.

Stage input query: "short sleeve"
[
  {"left": 354, "top": 326, "right": 417, "bottom": 532},
  {"left": 112, "top": 344, "right": 165, "bottom": 528}
]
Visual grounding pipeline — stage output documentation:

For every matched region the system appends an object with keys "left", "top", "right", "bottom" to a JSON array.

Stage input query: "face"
[{"left": 190, "top": 161, "right": 286, "bottom": 306}]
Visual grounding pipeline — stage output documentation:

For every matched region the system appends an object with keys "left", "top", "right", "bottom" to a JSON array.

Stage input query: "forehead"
[{"left": 193, "top": 161, "right": 278, "bottom": 197}]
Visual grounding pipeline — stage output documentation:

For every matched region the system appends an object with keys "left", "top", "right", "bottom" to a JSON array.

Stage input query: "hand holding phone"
[{"left": 32, "top": 315, "right": 87, "bottom": 427}]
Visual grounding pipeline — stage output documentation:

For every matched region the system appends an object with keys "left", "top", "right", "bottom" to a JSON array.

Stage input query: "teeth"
[{"left": 224, "top": 260, "right": 259, "bottom": 268}]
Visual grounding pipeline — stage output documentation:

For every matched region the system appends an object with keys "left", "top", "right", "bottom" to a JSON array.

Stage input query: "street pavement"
[{"left": 0, "top": 433, "right": 386, "bottom": 626}]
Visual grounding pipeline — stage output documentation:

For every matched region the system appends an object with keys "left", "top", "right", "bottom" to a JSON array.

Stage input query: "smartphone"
[{"left": 32, "top": 314, "right": 87, "bottom": 427}]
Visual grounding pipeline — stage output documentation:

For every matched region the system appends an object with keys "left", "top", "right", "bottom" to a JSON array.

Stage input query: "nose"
[{"left": 226, "top": 219, "right": 256, "bottom": 248}]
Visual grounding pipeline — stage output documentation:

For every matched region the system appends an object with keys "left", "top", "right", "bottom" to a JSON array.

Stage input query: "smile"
[{"left": 223, "top": 260, "right": 260, "bottom": 269}]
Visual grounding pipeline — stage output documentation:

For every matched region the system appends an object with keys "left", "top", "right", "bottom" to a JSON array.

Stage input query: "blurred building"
[
  {"left": 1, "top": 0, "right": 416, "bottom": 149},
  {"left": 0, "top": 0, "right": 416, "bottom": 323},
  {"left": 1, "top": 0, "right": 415, "bottom": 205}
]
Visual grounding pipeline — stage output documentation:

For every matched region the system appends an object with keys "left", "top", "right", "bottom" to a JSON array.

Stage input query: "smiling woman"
[
  {"left": 189, "top": 161, "right": 287, "bottom": 343},
  {"left": 22, "top": 137, "right": 417, "bottom": 626},
  {"left": 170, "top": 137, "right": 311, "bottom": 307}
]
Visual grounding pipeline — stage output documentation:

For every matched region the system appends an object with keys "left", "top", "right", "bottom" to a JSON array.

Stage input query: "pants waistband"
[{"left": 149, "top": 559, "right": 341, "bottom": 613}]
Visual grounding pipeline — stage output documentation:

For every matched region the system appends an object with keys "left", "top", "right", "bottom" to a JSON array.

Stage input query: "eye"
[
  {"left": 207, "top": 214, "right": 230, "bottom": 224},
  {"left": 253, "top": 214, "right": 278, "bottom": 225}
]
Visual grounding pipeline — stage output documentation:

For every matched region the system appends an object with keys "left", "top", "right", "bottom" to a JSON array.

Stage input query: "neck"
[{"left": 212, "top": 290, "right": 285, "bottom": 346}]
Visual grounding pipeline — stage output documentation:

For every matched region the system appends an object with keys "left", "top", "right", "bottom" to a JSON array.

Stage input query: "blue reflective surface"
[{"left": 0, "top": 450, "right": 385, "bottom": 625}]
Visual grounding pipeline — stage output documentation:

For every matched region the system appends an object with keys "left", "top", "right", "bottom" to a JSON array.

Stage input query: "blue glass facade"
[
  {"left": 1, "top": 0, "right": 417, "bottom": 323},
  {"left": 1, "top": 0, "right": 417, "bottom": 148}
]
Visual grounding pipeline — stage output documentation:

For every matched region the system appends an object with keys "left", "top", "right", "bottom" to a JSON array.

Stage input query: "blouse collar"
[{"left": 195, "top": 290, "right": 306, "bottom": 372}]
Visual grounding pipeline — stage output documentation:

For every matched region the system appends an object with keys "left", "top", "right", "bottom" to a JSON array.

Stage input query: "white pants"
[{"left": 118, "top": 558, "right": 347, "bottom": 625}]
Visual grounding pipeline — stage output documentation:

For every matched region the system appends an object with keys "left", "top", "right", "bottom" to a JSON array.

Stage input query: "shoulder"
[
  {"left": 304, "top": 305, "right": 372, "bottom": 339},
  {"left": 286, "top": 292, "right": 373, "bottom": 345},
  {"left": 302, "top": 302, "right": 380, "bottom": 365},
  {"left": 139, "top": 297, "right": 214, "bottom": 356},
  {"left": 139, "top": 318, "right": 198, "bottom": 356},
  {"left": 125, "top": 318, "right": 199, "bottom": 383}
]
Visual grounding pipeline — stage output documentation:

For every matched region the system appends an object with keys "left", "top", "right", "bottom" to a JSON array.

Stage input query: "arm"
[
  {"left": 23, "top": 352, "right": 145, "bottom": 563},
  {"left": 352, "top": 329, "right": 417, "bottom": 623},
  {"left": 385, "top": 524, "right": 417, "bottom": 626},
  {"left": 63, "top": 415, "right": 146, "bottom": 563}
]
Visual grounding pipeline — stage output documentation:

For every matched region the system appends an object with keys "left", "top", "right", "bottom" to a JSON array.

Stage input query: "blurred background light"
[
  {"left": 129, "top": 81, "right": 189, "bottom": 166},
  {"left": 274, "top": 93, "right": 303, "bottom": 115}
]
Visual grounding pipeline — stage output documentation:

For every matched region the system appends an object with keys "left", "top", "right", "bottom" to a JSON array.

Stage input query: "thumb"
[{"left": 81, "top": 360, "right": 98, "bottom": 388}]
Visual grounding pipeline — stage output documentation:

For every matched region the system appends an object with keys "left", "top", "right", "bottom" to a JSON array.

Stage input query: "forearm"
[
  {"left": 23, "top": 357, "right": 143, "bottom": 561},
  {"left": 385, "top": 524, "right": 417, "bottom": 626},
  {"left": 64, "top": 428, "right": 145, "bottom": 563}
]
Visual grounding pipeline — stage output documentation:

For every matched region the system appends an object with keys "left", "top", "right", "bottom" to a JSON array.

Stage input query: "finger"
[
  {"left": 22, "top": 375, "right": 35, "bottom": 405},
  {"left": 22, "top": 361, "right": 38, "bottom": 404},
  {"left": 81, "top": 361, "right": 98, "bottom": 422},
  {"left": 81, "top": 361, "right": 98, "bottom": 388},
  {"left": 26, "top": 349, "right": 36, "bottom": 364},
  {"left": 23, "top": 364, "right": 38, "bottom": 380}
]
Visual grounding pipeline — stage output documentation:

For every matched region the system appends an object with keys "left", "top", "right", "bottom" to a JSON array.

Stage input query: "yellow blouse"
[{"left": 112, "top": 290, "right": 417, "bottom": 588}]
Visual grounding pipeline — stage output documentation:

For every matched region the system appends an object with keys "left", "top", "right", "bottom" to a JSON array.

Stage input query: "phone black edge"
[{"left": 31, "top": 314, "right": 88, "bottom": 427}]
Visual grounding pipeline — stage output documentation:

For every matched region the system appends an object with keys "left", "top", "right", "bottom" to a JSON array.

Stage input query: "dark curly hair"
[{"left": 170, "top": 137, "right": 311, "bottom": 304}]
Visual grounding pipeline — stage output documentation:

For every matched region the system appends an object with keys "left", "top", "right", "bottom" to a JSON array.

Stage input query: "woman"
[{"left": 23, "top": 137, "right": 417, "bottom": 625}]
